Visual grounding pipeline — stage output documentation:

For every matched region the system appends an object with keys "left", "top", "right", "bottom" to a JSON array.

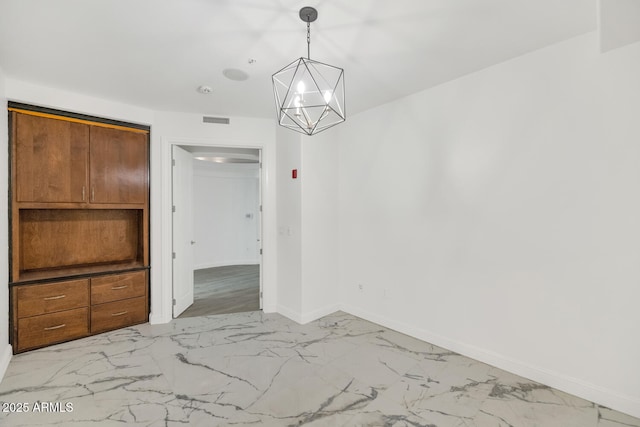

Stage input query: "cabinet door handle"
[
  {"left": 91, "top": 186, "right": 95, "bottom": 202},
  {"left": 82, "top": 186, "right": 86, "bottom": 201},
  {"left": 111, "top": 285, "right": 128, "bottom": 290},
  {"left": 44, "top": 324, "right": 66, "bottom": 331},
  {"left": 111, "top": 311, "right": 128, "bottom": 317},
  {"left": 43, "top": 294, "right": 66, "bottom": 301}
]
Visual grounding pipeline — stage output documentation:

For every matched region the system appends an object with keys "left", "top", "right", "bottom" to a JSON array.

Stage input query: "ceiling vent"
[{"left": 203, "top": 116, "right": 230, "bottom": 125}]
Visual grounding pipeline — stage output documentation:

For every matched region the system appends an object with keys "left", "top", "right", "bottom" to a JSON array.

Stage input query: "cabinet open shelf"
[{"left": 14, "top": 208, "right": 145, "bottom": 284}]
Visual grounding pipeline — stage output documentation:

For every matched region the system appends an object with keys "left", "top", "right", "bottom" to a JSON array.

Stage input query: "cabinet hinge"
[
  {"left": 260, "top": 249, "right": 263, "bottom": 255},
  {"left": 172, "top": 252, "right": 176, "bottom": 259},
  {"left": 172, "top": 159, "right": 176, "bottom": 166},
  {"left": 260, "top": 291, "right": 263, "bottom": 298},
  {"left": 172, "top": 205, "right": 176, "bottom": 213},
  {"left": 173, "top": 298, "right": 176, "bottom": 306},
  {"left": 259, "top": 205, "right": 262, "bottom": 212}
]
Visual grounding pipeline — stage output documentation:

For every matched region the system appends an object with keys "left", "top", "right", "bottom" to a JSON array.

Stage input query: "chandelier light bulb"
[
  {"left": 296, "top": 80, "right": 306, "bottom": 94},
  {"left": 323, "top": 90, "right": 332, "bottom": 103}
]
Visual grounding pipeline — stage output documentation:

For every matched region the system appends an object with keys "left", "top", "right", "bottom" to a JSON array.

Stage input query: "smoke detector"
[{"left": 197, "top": 85, "right": 213, "bottom": 94}]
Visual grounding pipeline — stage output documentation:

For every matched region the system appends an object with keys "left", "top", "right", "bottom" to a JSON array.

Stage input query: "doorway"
[{"left": 171, "top": 145, "right": 262, "bottom": 318}]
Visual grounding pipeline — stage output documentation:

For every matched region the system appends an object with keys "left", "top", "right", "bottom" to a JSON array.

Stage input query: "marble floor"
[{"left": 0, "top": 311, "right": 638, "bottom": 427}]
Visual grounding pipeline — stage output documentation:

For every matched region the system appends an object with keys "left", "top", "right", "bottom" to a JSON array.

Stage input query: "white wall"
[
  {"left": 275, "top": 128, "right": 341, "bottom": 324},
  {"left": 338, "top": 32, "right": 640, "bottom": 418},
  {"left": 275, "top": 127, "right": 303, "bottom": 320},
  {"left": 5, "top": 79, "right": 154, "bottom": 126},
  {"left": 193, "top": 161, "right": 260, "bottom": 269},
  {"left": 0, "top": 67, "right": 11, "bottom": 379},
  {"left": 600, "top": 0, "right": 640, "bottom": 52},
  {"left": 300, "top": 133, "right": 340, "bottom": 322}
]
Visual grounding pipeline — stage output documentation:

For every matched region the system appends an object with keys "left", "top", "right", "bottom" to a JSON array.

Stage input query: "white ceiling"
[{"left": 0, "top": 0, "right": 596, "bottom": 119}]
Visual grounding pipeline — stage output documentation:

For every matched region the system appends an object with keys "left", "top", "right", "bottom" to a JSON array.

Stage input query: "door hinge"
[
  {"left": 172, "top": 252, "right": 176, "bottom": 259},
  {"left": 260, "top": 249, "right": 263, "bottom": 255},
  {"left": 172, "top": 205, "right": 176, "bottom": 213},
  {"left": 172, "top": 298, "right": 176, "bottom": 306},
  {"left": 260, "top": 291, "right": 263, "bottom": 298},
  {"left": 172, "top": 159, "right": 176, "bottom": 166},
  {"left": 259, "top": 205, "right": 262, "bottom": 212}
]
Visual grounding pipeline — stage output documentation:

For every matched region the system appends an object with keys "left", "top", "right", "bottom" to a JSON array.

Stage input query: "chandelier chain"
[{"left": 306, "top": 21, "right": 311, "bottom": 59}]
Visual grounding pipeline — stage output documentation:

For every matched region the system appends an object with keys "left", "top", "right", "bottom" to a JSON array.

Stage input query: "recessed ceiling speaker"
[{"left": 223, "top": 68, "right": 249, "bottom": 81}]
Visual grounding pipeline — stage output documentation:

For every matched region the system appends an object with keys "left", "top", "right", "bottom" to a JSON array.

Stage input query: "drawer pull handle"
[
  {"left": 43, "top": 294, "right": 66, "bottom": 301},
  {"left": 111, "top": 311, "right": 128, "bottom": 317},
  {"left": 111, "top": 285, "right": 128, "bottom": 290},
  {"left": 44, "top": 324, "right": 66, "bottom": 331}
]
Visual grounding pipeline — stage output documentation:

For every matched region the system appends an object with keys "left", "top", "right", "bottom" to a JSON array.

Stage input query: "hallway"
[{"left": 178, "top": 264, "right": 259, "bottom": 318}]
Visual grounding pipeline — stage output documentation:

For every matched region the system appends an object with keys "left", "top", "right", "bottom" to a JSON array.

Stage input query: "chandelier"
[{"left": 272, "top": 6, "right": 346, "bottom": 136}]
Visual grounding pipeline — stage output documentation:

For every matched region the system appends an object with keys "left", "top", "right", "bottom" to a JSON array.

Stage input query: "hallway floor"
[
  {"left": 178, "top": 264, "right": 259, "bottom": 318},
  {"left": 0, "top": 311, "right": 638, "bottom": 426}
]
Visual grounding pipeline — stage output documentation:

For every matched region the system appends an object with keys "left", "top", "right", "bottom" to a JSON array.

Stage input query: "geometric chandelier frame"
[{"left": 272, "top": 6, "right": 346, "bottom": 136}]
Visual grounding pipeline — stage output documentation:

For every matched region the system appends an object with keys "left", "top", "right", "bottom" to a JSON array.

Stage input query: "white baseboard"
[
  {"left": 261, "top": 303, "right": 277, "bottom": 314},
  {"left": 194, "top": 260, "right": 259, "bottom": 270},
  {"left": 276, "top": 304, "right": 341, "bottom": 325},
  {"left": 341, "top": 304, "right": 640, "bottom": 420},
  {"left": 149, "top": 312, "right": 172, "bottom": 325},
  {"left": 276, "top": 304, "right": 303, "bottom": 324},
  {"left": 300, "top": 304, "right": 341, "bottom": 324},
  {"left": 0, "top": 343, "right": 12, "bottom": 383}
]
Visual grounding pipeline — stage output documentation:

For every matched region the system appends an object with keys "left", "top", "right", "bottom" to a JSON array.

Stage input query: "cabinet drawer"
[
  {"left": 91, "top": 296, "right": 147, "bottom": 334},
  {"left": 17, "top": 308, "right": 89, "bottom": 351},
  {"left": 17, "top": 279, "right": 89, "bottom": 318},
  {"left": 91, "top": 271, "right": 146, "bottom": 305}
]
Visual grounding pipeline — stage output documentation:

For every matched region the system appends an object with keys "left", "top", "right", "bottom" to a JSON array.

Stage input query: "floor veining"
[{"left": 0, "top": 311, "right": 638, "bottom": 426}]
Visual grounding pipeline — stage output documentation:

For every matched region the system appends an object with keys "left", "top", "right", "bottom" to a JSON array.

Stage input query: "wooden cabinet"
[
  {"left": 9, "top": 104, "right": 150, "bottom": 354},
  {"left": 16, "top": 278, "right": 89, "bottom": 318},
  {"left": 90, "top": 271, "right": 148, "bottom": 334},
  {"left": 13, "top": 112, "right": 148, "bottom": 206},
  {"left": 91, "top": 296, "right": 147, "bottom": 334},
  {"left": 90, "top": 126, "right": 148, "bottom": 204},
  {"left": 18, "top": 308, "right": 90, "bottom": 352},
  {"left": 91, "top": 270, "right": 147, "bottom": 305},
  {"left": 12, "top": 279, "right": 90, "bottom": 352},
  {"left": 14, "top": 113, "right": 89, "bottom": 203},
  {"left": 90, "top": 270, "right": 148, "bottom": 334},
  {"left": 12, "top": 271, "right": 149, "bottom": 352}
]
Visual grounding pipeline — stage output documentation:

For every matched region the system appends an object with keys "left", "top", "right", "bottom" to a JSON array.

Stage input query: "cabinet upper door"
[
  {"left": 89, "top": 126, "right": 148, "bottom": 204},
  {"left": 15, "top": 113, "right": 89, "bottom": 203}
]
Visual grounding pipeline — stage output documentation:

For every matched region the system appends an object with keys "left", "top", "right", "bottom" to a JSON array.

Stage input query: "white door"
[{"left": 172, "top": 145, "right": 195, "bottom": 317}]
